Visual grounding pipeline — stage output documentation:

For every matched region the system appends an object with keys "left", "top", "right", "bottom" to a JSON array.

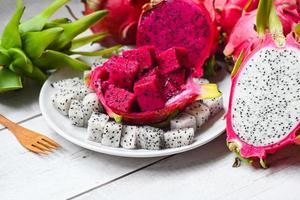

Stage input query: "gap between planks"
[
  {"left": 0, "top": 113, "right": 42, "bottom": 132},
  {"left": 67, "top": 156, "right": 174, "bottom": 200}
]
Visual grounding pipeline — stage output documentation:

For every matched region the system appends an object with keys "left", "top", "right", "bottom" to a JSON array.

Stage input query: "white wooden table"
[{"left": 1, "top": 1, "right": 300, "bottom": 200}]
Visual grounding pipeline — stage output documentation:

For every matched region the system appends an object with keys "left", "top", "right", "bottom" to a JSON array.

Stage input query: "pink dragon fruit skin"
[
  {"left": 137, "top": 0, "right": 218, "bottom": 77},
  {"left": 224, "top": 2, "right": 300, "bottom": 60},
  {"left": 122, "top": 45, "right": 156, "bottom": 72},
  {"left": 104, "top": 85, "right": 136, "bottom": 113},
  {"left": 227, "top": 33, "right": 300, "bottom": 162},
  {"left": 105, "top": 56, "right": 139, "bottom": 90},
  {"left": 133, "top": 74, "right": 166, "bottom": 112}
]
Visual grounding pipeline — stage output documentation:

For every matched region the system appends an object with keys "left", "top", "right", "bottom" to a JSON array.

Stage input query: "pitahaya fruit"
[
  {"left": 136, "top": 0, "right": 218, "bottom": 77},
  {"left": 104, "top": 85, "right": 136, "bottom": 113},
  {"left": 164, "top": 128, "right": 194, "bottom": 148},
  {"left": 170, "top": 112, "right": 197, "bottom": 131},
  {"left": 90, "top": 46, "right": 221, "bottom": 125},
  {"left": 51, "top": 77, "right": 84, "bottom": 90},
  {"left": 202, "top": 95, "right": 224, "bottom": 116},
  {"left": 82, "top": 0, "right": 149, "bottom": 47},
  {"left": 226, "top": 1, "right": 300, "bottom": 167},
  {"left": 185, "top": 101, "right": 210, "bottom": 130},
  {"left": 162, "top": 80, "right": 180, "bottom": 100},
  {"left": 101, "top": 121, "right": 123, "bottom": 147},
  {"left": 69, "top": 100, "right": 85, "bottom": 127},
  {"left": 224, "top": 1, "right": 300, "bottom": 60},
  {"left": 105, "top": 56, "right": 139, "bottom": 90},
  {"left": 137, "top": 126, "right": 164, "bottom": 150},
  {"left": 120, "top": 125, "right": 138, "bottom": 149},
  {"left": 82, "top": 93, "right": 103, "bottom": 125},
  {"left": 87, "top": 112, "right": 109, "bottom": 142}
]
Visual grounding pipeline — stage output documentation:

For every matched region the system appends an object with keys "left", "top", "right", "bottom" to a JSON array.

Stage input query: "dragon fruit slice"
[
  {"left": 104, "top": 85, "right": 136, "bottom": 113},
  {"left": 87, "top": 112, "right": 109, "bottom": 142},
  {"left": 202, "top": 95, "right": 224, "bottom": 116},
  {"left": 185, "top": 101, "right": 210, "bottom": 130},
  {"left": 82, "top": 93, "right": 103, "bottom": 125},
  {"left": 101, "top": 121, "right": 123, "bottom": 147},
  {"left": 137, "top": 126, "right": 164, "bottom": 150},
  {"left": 162, "top": 81, "right": 180, "bottom": 100},
  {"left": 134, "top": 73, "right": 166, "bottom": 112},
  {"left": 69, "top": 100, "right": 85, "bottom": 127},
  {"left": 120, "top": 125, "right": 138, "bottom": 149},
  {"left": 161, "top": 69, "right": 186, "bottom": 89},
  {"left": 170, "top": 112, "right": 197, "bottom": 131},
  {"left": 105, "top": 56, "right": 139, "bottom": 90},
  {"left": 156, "top": 47, "right": 186, "bottom": 74},
  {"left": 164, "top": 128, "right": 194, "bottom": 148},
  {"left": 122, "top": 45, "right": 156, "bottom": 72},
  {"left": 137, "top": 0, "right": 218, "bottom": 77},
  {"left": 82, "top": 0, "right": 149, "bottom": 47}
]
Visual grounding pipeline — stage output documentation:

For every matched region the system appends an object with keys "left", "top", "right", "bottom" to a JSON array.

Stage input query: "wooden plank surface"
[
  {"left": 75, "top": 136, "right": 300, "bottom": 200},
  {"left": 0, "top": 116, "right": 163, "bottom": 200}
]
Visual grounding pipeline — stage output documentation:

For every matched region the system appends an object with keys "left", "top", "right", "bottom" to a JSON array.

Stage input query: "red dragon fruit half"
[
  {"left": 82, "top": 0, "right": 149, "bottom": 47},
  {"left": 89, "top": 46, "right": 221, "bottom": 124},
  {"left": 136, "top": 0, "right": 218, "bottom": 77},
  {"left": 226, "top": 0, "right": 300, "bottom": 167},
  {"left": 224, "top": 0, "right": 300, "bottom": 60}
]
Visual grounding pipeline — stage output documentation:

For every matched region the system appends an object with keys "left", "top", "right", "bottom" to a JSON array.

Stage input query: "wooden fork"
[{"left": 0, "top": 114, "right": 60, "bottom": 154}]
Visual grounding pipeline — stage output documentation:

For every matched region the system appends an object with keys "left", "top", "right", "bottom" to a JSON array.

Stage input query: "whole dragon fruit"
[
  {"left": 89, "top": 46, "right": 221, "bottom": 124},
  {"left": 136, "top": 0, "right": 218, "bottom": 77},
  {"left": 226, "top": 0, "right": 300, "bottom": 167},
  {"left": 82, "top": 0, "right": 149, "bottom": 47},
  {"left": 224, "top": 0, "right": 300, "bottom": 60}
]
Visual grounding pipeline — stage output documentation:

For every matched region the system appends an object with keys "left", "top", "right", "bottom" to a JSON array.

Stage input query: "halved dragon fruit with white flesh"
[
  {"left": 89, "top": 45, "right": 221, "bottom": 125},
  {"left": 227, "top": 0, "right": 300, "bottom": 167}
]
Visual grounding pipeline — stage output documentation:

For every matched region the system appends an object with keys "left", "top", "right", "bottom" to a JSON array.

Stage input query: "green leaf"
[
  {"left": 34, "top": 50, "right": 90, "bottom": 71},
  {"left": 256, "top": 0, "right": 272, "bottom": 37},
  {"left": 22, "top": 27, "right": 64, "bottom": 59},
  {"left": 43, "top": 18, "right": 71, "bottom": 29},
  {"left": 203, "top": 56, "right": 217, "bottom": 77},
  {"left": 0, "top": 47, "right": 11, "bottom": 65},
  {"left": 49, "top": 10, "right": 108, "bottom": 50},
  {"left": 71, "top": 32, "right": 108, "bottom": 50},
  {"left": 1, "top": 0, "right": 24, "bottom": 49},
  {"left": 19, "top": 0, "right": 70, "bottom": 32},
  {"left": 24, "top": 66, "right": 47, "bottom": 83},
  {"left": 231, "top": 51, "right": 244, "bottom": 78},
  {"left": 69, "top": 45, "right": 122, "bottom": 56},
  {"left": 0, "top": 67, "right": 22, "bottom": 93},
  {"left": 8, "top": 48, "right": 33, "bottom": 73}
]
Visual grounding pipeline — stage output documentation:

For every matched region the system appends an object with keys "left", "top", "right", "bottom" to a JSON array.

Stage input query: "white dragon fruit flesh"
[
  {"left": 101, "top": 121, "right": 123, "bottom": 147},
  {"left": 120, "top": 125, "right": 138, "bottom": 149},
  {"left": 170, "top": 112, "right": 197, "bottom": 131},
  {"left": 68, "top": 100, "right": 85, "bottom": 127},
  {"left": 82, "top": 93, "right": 103, "bottom": 125},
  {"left": 164, "top": 128, "right": 194, "bottom": 148},
  {"left": 137, "top": 126, "right": 164, "bottom": 150},
  {"left": 202, "top": 95, "right": 224, "bottom": 116},
  {"left": 87, "top": 112, "right": 109, "bottom": 142},
  {"left": 185, "top": 101, "right": 210, "bottom": 130}
]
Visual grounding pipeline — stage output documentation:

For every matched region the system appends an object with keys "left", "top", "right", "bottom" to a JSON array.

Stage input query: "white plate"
[{"left": 40, "top": 66, "right": 231, "bottom": 157}]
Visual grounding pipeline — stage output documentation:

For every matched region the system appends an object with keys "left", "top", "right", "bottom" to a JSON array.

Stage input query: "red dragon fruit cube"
[
  {"left": 105, "top": 56, "right": 139, "bottom": 90},
  {"left": 134, "top": 74, "right": 166, "bottom": 112},
  {"left": 122, "top": 46, "right": 156, "bottom": 72},
  {"left": 161, "top": 69, "right": 186, "bottom": 89},
  {"left": 156, "top": 47, "right": 187, "bottom": 74},
  {"left": 162, "top": 80, "right": 180, "bottom": 100},
  {"left": 105, "top": 85, "right": 136, "bottom": 113}
]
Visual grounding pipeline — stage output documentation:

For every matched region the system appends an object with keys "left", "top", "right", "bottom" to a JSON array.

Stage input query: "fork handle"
[{"left": 0, "top": 114, "right": 18, "bottom": 131}]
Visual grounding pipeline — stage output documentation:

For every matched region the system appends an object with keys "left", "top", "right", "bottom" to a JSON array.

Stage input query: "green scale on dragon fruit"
[
  {"left": 120, "top": 125, "right": 139, "bottom": 149},
  {"left": 226, "top": 0, "right": 300, "bottom": 167},
  {"left": 137, "top": 126, "right": 164, "bottom": 150},
  {"left": 164, "top": 128, "right": 194, "bottom": 148},
  {"left": 133, "top": 72, "right": 166, "bottom": 112},
  {"left": 104, "top": 85, "right": 136, "bottom": 113},
  {"left": 68, "top": 100, "right": 85, "bottom": 127},
  {"left": 185, "top": 101, "right": 210, "bottom": 130},
  {"left": 105, "top": 56, "right": 139, "bottom": 90},
  {"left": 137, "top": 0, "right": 218, "bottom": 77},
  {"left": 101, "top": 121, "right": 123, "bottom": 147},
  {"left": 87, "top": 112, "right": 109, "bottom": 143},
  {"left": 170, "top": 112, "right": 197, "bottom": 131}
]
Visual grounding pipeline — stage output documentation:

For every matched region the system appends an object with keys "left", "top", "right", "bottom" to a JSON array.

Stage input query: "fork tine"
[
  {"left": 41, "top": 136, "right": 61, "bottom": 148},
  {"left": 38, "top": 140, "right": 57, "bottom": 150},
  {"left": 28, "top": 145, "right": 48, "bottom": 154},
  {"left": 33, "top": 143, "right": 51, "bottom": 152}
]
